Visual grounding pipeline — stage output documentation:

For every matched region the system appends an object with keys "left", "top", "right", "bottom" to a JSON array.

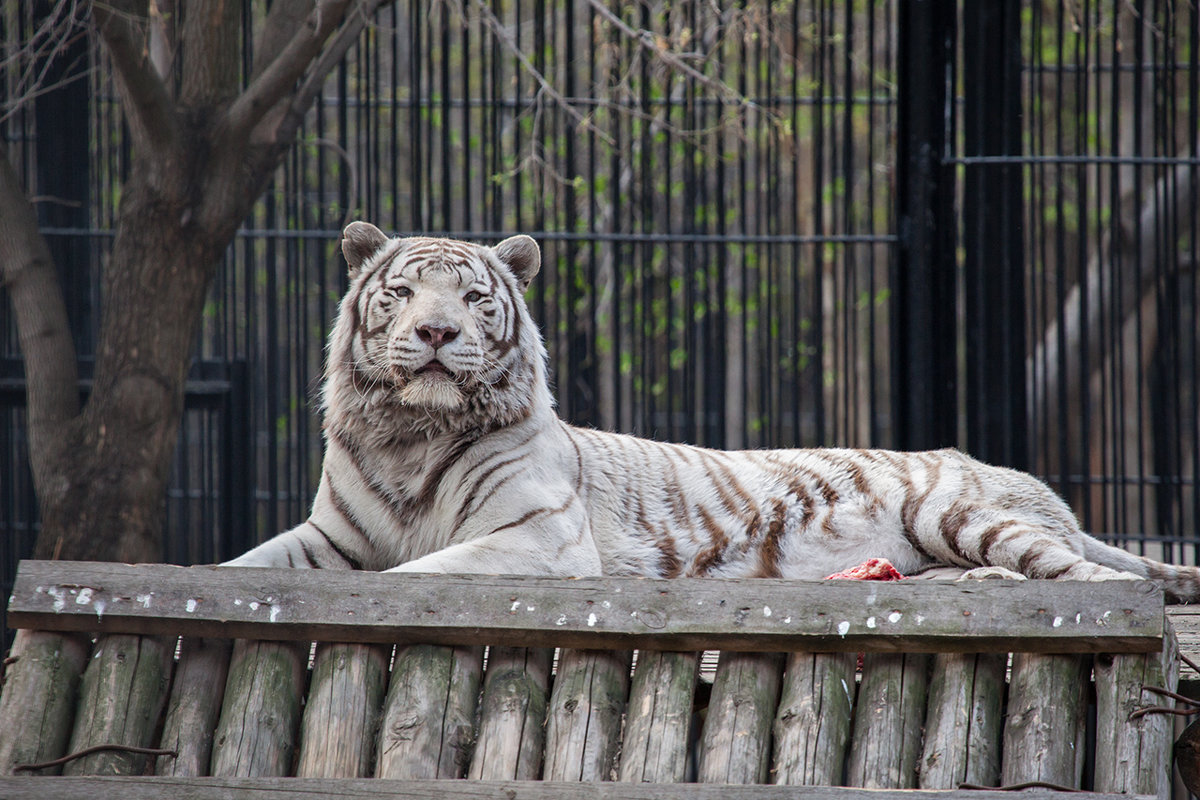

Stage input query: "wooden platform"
[{"left": 0, "top": 560, "right": 1181, "bottom": 799}]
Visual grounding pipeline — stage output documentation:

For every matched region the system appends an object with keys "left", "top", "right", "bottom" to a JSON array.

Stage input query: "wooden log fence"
[{"left": 0, "top": 559, "right": 1184, "bottom": 800}]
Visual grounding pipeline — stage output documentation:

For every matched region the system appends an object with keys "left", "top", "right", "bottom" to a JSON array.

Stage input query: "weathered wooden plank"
[
  {"left": 375, "top": 644, "right": 483, "bottom": 779},
  {"left": 209, "top": 639, "right": 306, "bottom": 777},
  {"left": 1093, "top": 618, "right": 1180, "bottom": 800},
  {"left": 467, "top": 646, "right": 552, "bottom": 780},
  {"left": 543, "top": 648, "right": 632, "bottom": 781},
  {"left": 1166, "top": 605, "right": 1200, "bottom": 679},
  {"left": 0, "top": 776, "right": 1160, "bottom": 800},
  {"left": 0, "top": 630, "right": 89, "bottom": 774},
  {"left": 617, "top": 650, "right": 699, "bottom": 783},
  {"left": 917, "top": 652, "right": 1005, "bottom": 788},
  {"left": 844, "top": 652, "right": 930, "bottom": 788},
  {"left": 771, "top": 651, "right": 857, "bottom": 785},
  {"left": 697, "top": 652, "right": 785, "bottom": 784},
  {"left": 294, "top": 642, "right": 388, "bottom": 777},
  {"left": 62, "top": 634, "right": 172, "bottom": 776},
  {"left": 8, "top": 561, "right": 1166, "bottom": 653},
  {"left": 1000, "top": 652, "right": 1090, "bottom": 787},
  {"left": 156, "top": 637, "right": 232, "bottom": 776}
]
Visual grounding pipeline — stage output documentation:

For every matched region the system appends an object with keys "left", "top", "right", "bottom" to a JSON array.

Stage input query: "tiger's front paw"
[{"left": 958, "top": 566, "right": 1027, "bottom": 582}]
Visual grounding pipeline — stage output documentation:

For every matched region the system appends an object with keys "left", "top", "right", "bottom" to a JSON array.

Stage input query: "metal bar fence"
[{"left": 1, "top": 1, "right": 1197, "bottom": 655}]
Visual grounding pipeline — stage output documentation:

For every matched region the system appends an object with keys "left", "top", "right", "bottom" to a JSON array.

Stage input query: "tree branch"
[
  {"left": 92, "top": 0, "right": 180, "bottom": 162},
  {"left": 0, "top": 0, "right": 91, "bottom": 125},
  {"left": 473, "top": 0, "right": 614, "bottom": 147},
  {"left": 223, "top": 0, "right": 356, "bottom": 144},
  {"left": 252, "top": 0, "right": 317, "bottom": 80},
  {"left": 584, "top": 0, "right": 765, "bottom": 117},
  {"left": 267, "top": 0, "right": 384, "bottom": 146},
  {"left": 0, "top": 150, "right": 80, "bottom": 489}
]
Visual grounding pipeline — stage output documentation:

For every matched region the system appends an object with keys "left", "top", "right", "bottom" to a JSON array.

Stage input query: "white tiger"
[{"left": 226, "top": 221, "right": 1200, "bottom": 603}]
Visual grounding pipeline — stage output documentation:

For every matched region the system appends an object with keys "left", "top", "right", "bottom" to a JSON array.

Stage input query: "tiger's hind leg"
[{"left": 956, "top": 518, "right": 1142, "bottom": 583}]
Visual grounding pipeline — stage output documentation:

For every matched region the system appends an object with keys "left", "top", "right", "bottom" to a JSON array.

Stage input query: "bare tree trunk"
[
  {"left": 35, "top": 185, "right": 225, "bottom": 561},
  {"left": 0, "top": 151, "right": 81, "bottom": 552},
  {"left": 3, "top": 0, "right": 383, "bottom": 563}
]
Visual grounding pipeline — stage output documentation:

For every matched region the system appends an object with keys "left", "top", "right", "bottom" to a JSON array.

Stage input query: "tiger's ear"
[
  {"left": 341, "top": 221, "right": 390, "bottom": 278},
  {"left": 493, "top": 235, "right": 541, "bottom": 290}
]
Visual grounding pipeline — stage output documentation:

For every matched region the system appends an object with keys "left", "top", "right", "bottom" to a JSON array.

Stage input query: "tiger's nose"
[{"left": 416, "top": 323, "right": 459, "bottom": 348}]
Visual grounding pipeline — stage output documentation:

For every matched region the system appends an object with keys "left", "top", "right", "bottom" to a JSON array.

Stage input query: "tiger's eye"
[
  {"left": 464, "top": 290, "right": 484, "bottom": 304},
  {"left": 395, "top": 286, "right": 413, "bottom": 299}
]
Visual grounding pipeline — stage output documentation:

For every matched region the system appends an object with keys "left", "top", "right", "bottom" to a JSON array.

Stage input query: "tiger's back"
[
  {"left": 226, "top": 223, "right": 1200, "bottom": 603},
  {"left": 570, "top": 434, "right": 1082, "bottom": 580}
]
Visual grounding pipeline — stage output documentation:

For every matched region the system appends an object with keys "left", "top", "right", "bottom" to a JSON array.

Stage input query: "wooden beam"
[
  {"left": 7, "top": 560, "right": 1165, "bottom": 654},
  {"left": 0, "top": 776, "right": 1161, "bottom": 800},
  {"left": 1165, "top": 605, "right": 1200, "bottom": 679}
]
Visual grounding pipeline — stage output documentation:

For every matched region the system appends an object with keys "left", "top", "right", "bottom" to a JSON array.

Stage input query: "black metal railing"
[{"left": 2, "top": 2, "right": 1197, "bottom": 654}]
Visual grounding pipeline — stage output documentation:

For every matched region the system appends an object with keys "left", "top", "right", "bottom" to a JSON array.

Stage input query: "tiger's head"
[{"left": 324, "top": 221, "right": 551, "bottom": 440}]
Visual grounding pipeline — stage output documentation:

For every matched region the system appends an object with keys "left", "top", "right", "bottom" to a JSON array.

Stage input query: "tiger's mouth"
[
  {"left": 397, "top": 358, "right": 466, "bottom": 409},
  {"left": 414, "top": 359, "right": 453, "bottom": 378}
]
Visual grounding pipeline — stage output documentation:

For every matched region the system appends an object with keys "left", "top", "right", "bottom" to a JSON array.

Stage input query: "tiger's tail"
[{"left": 1083, "top": 535, "right": 1200, "bottom": 603}]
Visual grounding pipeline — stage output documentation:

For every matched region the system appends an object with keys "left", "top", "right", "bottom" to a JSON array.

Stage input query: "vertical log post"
[
  {"left": 467, "top": 646, "right": 552, "bottom": 780},
  {"left": 543, "top": 648, "right": 631, "bottom": 781},
  {"left": 845, "top": 652, "right": 930, "bottom": 788},
  {"left": 155, "top": 637, "right": 233, "bottom": 776},
  {"left": 209, "top": 640, "right": 306, "bottom": 777},
  {"left": 771, "top": 651, "right": 857, "bottom": 785},
  {"left": 697, "top": 652, "right": 784, "bottom": 784},
  {"left": 294, "top": 643, "right": 389, "bottom": 777},
  {"left": 61, "top": 634, "right": 172, "bottom": 776},
  {"left": 918, "top": 652, "right": 1006, "bottom": 788},
  {"left": 374, "top": 644, "right": 483, "bottom": 779},
  {"left": 1093, "top": 621, "right": 1179, "bottom": 800},
  {"left": 618, "top": 650, "right": 699, "bottom": 783},
  {"left": 0, "top": 630, "right": 90, "bottom": 774},
  {"left": 1000, "top": 653, "right": 1090, "bottom": 786}
]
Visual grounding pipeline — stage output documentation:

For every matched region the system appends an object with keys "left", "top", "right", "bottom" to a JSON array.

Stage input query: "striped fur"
[{"left": 227, "top": 223, "right": 1200, "bottom": 603}]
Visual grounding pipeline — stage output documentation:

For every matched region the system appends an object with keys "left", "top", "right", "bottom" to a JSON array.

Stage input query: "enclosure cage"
[{"left": 1, "top": 0, "right": 1198, "bottom": 650}]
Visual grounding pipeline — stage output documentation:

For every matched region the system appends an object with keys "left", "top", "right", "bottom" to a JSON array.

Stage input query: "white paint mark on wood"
[
  {"left": 837, "top": 621, "right": 850, "bottom": 637},
  {"left": 136, "top": 594, "right": 153, "bottom": 608},
  {"left": 1053, "top": 616, "right": 1063, "bottom": 628},
  {"left": 186, "top": 599, "right": 198, "bottom": 613},
  {"left": 269, "top": 605, "right": 280, "bottom": 623},
  {"left": 75, "top": 588, "right": 93, "bottom": 606},
  {"left": 888, "top": 611, "right": 902, "bottom": 623},
  {"left": 510, "top": 600, "right": 521, "bottom": 612},
  {"left": 48, "top": 587, "right": 67, "bottom": 613},
  {"left": 763, "top": 606, "right": 772, "bottom": 617},
  {"left": 555, "top": 614, "right": 566, "bottom": 626},
  {"left": 587, "top": 613, "right": 598, "bottom": 627},
  {"left": 866, "top": 616, "right": 877, "bottom": 629}
]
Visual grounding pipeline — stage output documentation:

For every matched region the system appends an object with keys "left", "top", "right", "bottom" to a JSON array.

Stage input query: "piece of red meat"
[{"left": 823, "top": 557, "right": 905, "bottom": 582}]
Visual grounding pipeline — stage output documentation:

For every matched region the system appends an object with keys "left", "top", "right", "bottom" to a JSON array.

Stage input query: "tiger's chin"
[{"left": 398, "top": 373, "right": 467, "bottom": 410}]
